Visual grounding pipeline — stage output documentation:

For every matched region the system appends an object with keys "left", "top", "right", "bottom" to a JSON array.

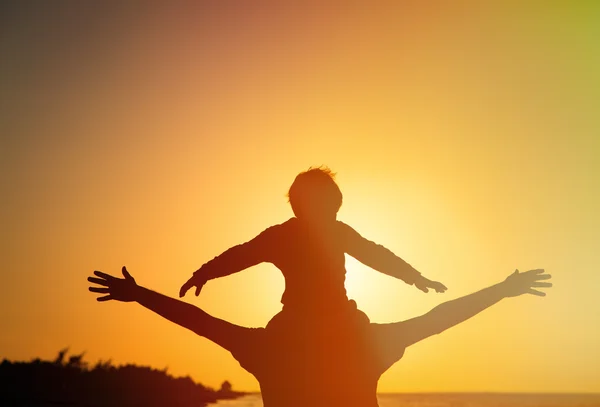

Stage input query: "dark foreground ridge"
[{"left": 0, "top": 349, "right": 244, "bottom": 407}]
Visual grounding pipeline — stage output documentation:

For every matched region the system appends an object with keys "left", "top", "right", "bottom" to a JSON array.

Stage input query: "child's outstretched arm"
[
  {"left": 340, "top": 222, "right": 447, "bottom": 294},
  {"left": 179, "top": 225, "right": 279, "bottom": 298}
]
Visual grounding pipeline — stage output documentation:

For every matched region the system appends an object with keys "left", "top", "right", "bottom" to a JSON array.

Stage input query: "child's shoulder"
[
  {"left": 334, "top": 220, "right": 354, "bottom": 232},
  {"left": 262, "top": 217, "right": 298, "bottom": 235},
  {"left": 254, "top": 218, "right": 299, "bottom": 245},
  {"left": 266, "top": 218, "right": 353, "bottom": 236}
]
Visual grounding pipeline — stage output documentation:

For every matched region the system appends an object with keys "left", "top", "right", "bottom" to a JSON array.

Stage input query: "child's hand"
[
  {"left": 179, "top": 274, "right": 208, "bottom": 298},
  {"left": 414, "top": 276, "right": 448, "bottom": 294}
]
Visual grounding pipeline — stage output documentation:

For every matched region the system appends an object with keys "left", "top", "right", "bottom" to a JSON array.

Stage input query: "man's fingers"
[
  {"left": 531, "top": 282, "right": 552, "bottom": 288},
  {"left": 524, "top": 269, "right": 545, "bottom": 275},
  {"left": 195, "top": 285, "right": 201, "bottom": 296},
  {"left": 97, "top": 295, "right": 114, "bottom": 302},
  {"left": 89, "top": 287, "right": 109, "bottom": 294},
  {"left": 94, "top": 271, "right": 115, "bottom": 280},
  {"left": 534, "top": 274, "right": 552, "bottom": 281},
  {"left": 526, "top": 288, "right": 546, "bottom": 297},
  {"left": 88, "top": 277, "right": 110, "bottom": 287},
  {"left": 122, "top": 266, "right": 132, "bottom": 280}
]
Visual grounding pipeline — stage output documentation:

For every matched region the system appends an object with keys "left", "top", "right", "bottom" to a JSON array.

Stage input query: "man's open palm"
[
  {"left": 503, "top": 269, "right": 552, "bottom": 297},
  {"left": 88, "top": 266, "right": 138, "bottom": 302}
]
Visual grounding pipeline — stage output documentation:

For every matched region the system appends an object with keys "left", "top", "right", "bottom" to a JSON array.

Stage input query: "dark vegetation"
[{"left": 0, "top": 349, "right": 244, "bottom": 406}]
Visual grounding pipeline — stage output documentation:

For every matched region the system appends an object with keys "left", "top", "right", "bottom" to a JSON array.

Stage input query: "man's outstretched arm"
[
  {"left": 387, "top": 269, "right": 552, "bottom": 348},
  {"left": 340, "top": 222, "right": 447, "bottom": 293},
  {"left": 89, "top": 267, "right": 250, "bottom": 352}
]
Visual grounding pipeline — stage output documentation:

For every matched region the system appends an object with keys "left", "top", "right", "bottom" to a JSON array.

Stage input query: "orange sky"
[{"left": 1, "top": 3, "right": 599, "bottom": 393}]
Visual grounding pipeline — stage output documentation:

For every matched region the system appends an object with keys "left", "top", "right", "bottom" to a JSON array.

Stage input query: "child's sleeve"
[
  {"left": 339, "top": 221, "right": 421, "bottom": 285},
  {"left": 193, "top": 224, "right": 280, "bottom": 281}
]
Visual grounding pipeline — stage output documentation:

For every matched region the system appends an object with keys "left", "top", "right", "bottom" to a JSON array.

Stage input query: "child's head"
[{"left": 287, "top": 166, "right": 343, "bottom": 222}]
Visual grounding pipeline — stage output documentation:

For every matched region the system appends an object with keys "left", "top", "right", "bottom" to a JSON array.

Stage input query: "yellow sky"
[{"left": 1, "top": 3, "right": 599, "bottom": 393}]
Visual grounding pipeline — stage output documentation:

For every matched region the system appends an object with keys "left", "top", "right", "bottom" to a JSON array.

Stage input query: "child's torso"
[{"left": 269, "top": 218, "right": 349, "bottom": 308}]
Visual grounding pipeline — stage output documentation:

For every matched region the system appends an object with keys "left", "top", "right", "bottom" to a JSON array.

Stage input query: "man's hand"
[
  {"left": 179, "top": 274, "right": 208, "bottom": 298},
  {"left": 88, "top": 266, "right": 138, "bottom": 302},
  {"left": 501, "top": 269, "right": 552, "bottom": 297},
  {"left": 414, "top": 276, "right": 448, "bottom": 294}
]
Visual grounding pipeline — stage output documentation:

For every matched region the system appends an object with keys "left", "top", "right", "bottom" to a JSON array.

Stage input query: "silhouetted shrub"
[{"left": 0, "top": 349, "right": 244, "bottom": 406}]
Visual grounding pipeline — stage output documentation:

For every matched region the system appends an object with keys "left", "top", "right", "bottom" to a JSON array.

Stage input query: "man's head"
[{"left": 287, "top": 166, "right": 342, "bottom": 222}]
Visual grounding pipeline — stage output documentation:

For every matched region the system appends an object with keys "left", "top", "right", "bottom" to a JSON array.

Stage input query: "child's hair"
[{"left": 287, "top": 166, "right": 343, "bottom": 219}]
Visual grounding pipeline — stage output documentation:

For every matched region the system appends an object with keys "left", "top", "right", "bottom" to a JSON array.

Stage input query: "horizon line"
[{"left": 239, "top": 391, "right": 600, "bottom": 396}]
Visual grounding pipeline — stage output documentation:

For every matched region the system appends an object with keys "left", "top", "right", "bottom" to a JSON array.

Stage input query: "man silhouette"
[
  {"left": 88, "top": 266, "right": 551, "bottom": 407},
  {"left": 88, "top": 169, "right": 552, "bottom": 405},
  {"left": 179, "top": 167, "right": 447, "bottom": 329}
]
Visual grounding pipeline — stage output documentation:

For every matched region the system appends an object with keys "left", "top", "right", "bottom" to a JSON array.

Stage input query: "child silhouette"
[{"left": 179, "top": 167, "right": 447, "bottom": 327}]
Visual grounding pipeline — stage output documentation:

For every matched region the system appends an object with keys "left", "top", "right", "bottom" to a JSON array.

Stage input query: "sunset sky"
[{"left": 1, "top": 2, "right": 599, "bottom": 393}]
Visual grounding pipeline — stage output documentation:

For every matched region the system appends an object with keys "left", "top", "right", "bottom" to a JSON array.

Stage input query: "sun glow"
[{"left": 343, "top": 256, "right": 370, "bottom": 301}]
